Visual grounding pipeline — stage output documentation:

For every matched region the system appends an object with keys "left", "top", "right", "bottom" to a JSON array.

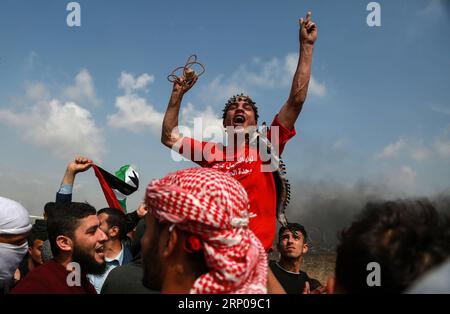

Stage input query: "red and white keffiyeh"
[{"left": 145, "top": 167, "right": 267, "bottom": 294}]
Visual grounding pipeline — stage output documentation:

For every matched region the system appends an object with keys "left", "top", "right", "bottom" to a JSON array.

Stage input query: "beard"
[
  {"left": 72, "top": 243, "right": 106, "bottom": 276},
  {"left": 142, "top": 229, "right": 163, "bottom": 291}
]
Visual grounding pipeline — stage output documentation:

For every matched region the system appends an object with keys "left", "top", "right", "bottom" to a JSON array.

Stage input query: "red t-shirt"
[
  {"left": 178, "top": 114, "right": 295, "bottom": 250},
  {"left": 11, "top": 259, "right": 97, "bottom": 294}
]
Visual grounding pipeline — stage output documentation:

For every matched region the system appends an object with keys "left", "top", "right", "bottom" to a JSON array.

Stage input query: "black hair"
[
  {"left": 335, "top": 199, "right": 450, "bottom": 294},
  {"left": 97, "top": 207, "right": 128, "bottom": 241},
  {"left": 27, "top": 230, "right": 48, "bottom": 247},
  {"left": 47, "top": 202, "right": 97, "bottom": 256},
  {"left": 278, "top": 223, "right": 308, "bottom": 243},
  {"left": 222, "top": 93, "right": 259, "bottom": 122},
  {"left": 43, "top": 202, "right": 55, "bottom": 218}
]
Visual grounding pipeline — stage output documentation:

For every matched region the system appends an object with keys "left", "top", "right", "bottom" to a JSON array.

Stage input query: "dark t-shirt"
[{"left": 269, "top": 260, "right": 320, "bottom": 294}]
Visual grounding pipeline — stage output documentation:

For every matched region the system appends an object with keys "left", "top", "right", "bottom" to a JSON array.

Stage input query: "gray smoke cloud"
[{"left": 282, "top": 179, "right": 450, "bottom": 253}]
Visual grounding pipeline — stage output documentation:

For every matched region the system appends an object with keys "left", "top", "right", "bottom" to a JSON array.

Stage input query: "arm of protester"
[
  {"left": 278, "top": 11, "right": 317, "bottom": 130},
  {"left": 161, "top": 76, "right": 198, "bottom": 149},
  {"left": 125, "top": 203, "right": 147, "bottom": 233},
  {"left": 55, "top": 156, "right": 93, "bottom": 204},
  {"left": 267, "top": 268, "right": 287, "bottom": 294}
]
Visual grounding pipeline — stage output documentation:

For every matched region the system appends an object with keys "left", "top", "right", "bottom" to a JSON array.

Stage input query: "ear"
[
  {"left": 109, "top": 226, "right": 119, "bottom": 238},
  {"left": 28, "top": 246, "right": 33, "bottom": 254},
  {"left": 302, "top": 243, "right": 309, "bottom": 254},
  {"left": 56, "top": 235, "right": 73, "bottom": 253},
  {"left": 162, "top": 226, "right": 178, "bottom": 258}
]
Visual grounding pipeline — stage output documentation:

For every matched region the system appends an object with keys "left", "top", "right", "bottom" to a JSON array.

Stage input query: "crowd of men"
[{"left": 1, "top": 11, "right": 450, "bottom": 294}]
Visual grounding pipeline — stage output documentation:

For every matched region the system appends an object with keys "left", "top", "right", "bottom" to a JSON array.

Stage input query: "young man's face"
[
  {"left": 72, "top": 215, "right": 108, "bottom": 275},
  {"left": 278, "top": 229, "right": 308, "bottom": 260},
  {"left": 141, "top": 213, "right": 165, "bottom": 291},
  {"left": 223, "top": 99, "right": 257, "bottom": 131},
  {"left": 97, "top": 212, "right": 115, "bottom": 241},
  {"left": 28, "top": 239, "right": 44, "bottom": 265}
]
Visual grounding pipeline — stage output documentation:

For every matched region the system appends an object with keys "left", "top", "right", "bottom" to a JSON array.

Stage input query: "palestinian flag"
[{"left": 92, "top": 164, "right": 139, "bottom": 213}]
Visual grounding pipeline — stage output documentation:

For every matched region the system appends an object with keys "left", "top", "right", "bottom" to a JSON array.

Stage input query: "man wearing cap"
[
  {"left": 161, "top": 12, "right": 318, "bottom": 251},
  {"left": 0, "top": 197, "right": 32, "bottom": 294},
  {"left": 141, "top": 167, "right": 268, "bottom": 293}
]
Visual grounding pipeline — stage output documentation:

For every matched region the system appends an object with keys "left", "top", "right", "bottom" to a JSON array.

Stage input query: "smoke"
[{"left": 282, "top": 179, "right": 450, "bottom": 253}]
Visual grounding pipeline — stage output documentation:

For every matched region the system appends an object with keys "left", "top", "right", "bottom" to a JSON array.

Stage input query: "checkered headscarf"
[{"left": 145, "top": 168, "right": 267, "bottom": 294}]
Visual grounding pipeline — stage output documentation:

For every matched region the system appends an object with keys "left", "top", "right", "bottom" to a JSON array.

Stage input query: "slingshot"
[{"left": 167, "top": 54, "right": 205, "bottom": 85}]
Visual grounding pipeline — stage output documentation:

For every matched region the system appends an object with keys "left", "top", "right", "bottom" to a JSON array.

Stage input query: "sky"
[{"left": 0, "top": 0, "right": 449, "bottom": 237}]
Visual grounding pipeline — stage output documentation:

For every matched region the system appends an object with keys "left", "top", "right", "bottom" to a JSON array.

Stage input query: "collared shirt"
[{"left": 88, "top": 244, "right": 124, "bottom": 294}]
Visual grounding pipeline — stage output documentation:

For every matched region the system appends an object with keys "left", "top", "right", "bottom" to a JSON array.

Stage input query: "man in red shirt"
[
  {"left": 161, "top": 12, "right": 317, "bottom": 251},
  {"left": 12, "top": 202, "right": 108, "bottom": 294}
]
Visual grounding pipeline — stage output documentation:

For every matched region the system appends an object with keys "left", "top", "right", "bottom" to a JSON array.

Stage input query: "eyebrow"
[
  {"left": 85, "top": 224, "right": 99, "bottom": 234},
  {"left": 282, "top": 232, "right": 301, "bottom": 239}
]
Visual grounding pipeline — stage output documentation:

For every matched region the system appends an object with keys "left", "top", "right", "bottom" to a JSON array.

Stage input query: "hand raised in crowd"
[
  {"left": 299, "top": 11, "right": 317, "bottom": 45},
  {"left": 67, "top": 156, "right": 94, "bottom": 174},
  {"left": 136, "top": 203, "right": 148, "bottom": 218},
  {"left": 61, "top": 156, "right": 94, "bottom": 185},
  {"left": 172, "top": 75, "right": 198, "bottom": 96}
]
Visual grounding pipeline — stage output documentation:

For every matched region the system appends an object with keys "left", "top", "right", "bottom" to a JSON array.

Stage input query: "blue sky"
[{"left": 0, "top": 0, "right": 449, "bottom": 217}]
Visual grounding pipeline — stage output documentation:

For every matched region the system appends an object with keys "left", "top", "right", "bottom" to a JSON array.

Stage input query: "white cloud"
[
  {"left": 0, "top": 99, "right": 105, "bottom": 160},
  {"left": 309, "top": 77, "right": 327, "bottom": 98},
  {"left": 107, "top": 72, "right": 163, "bottom": 134},
  {"left": 25, "top": 81, "right": 50, "bottom": 101},
  {"left": 284, "top": 53, "right": 326, "bottom": 97},
  {"left": 200, "top": 52, "right": 326, "bottom": 103},
  {"left": 118, "top": 72, "right": 154, "bottom": 94},
  {"left": 376, "top": 137, "right": 433, "bottom": 162},
  {"left": 180, "top": 102, "right": 223, "bottom": 142},
  {"left": 0, "top": 70, "right": 105, "bottom": 160},
  {"left": 376, "top": 138, "right": 406, "bottom": 159},
  {"left": 200, "top": 75, "right": 249, "bottom": 104},
  {"left": 62, "top": 69, "right": 101, "bottom": 106},
  {"left": 384, "top": 165, "right": 417, "bottom": 192},
  {"left": 107, "top": 93, "right": 164, "bottom": 133},
  {"left": 375, "top": 131, "right": 450, "bottom": 163},
  {"left": 410, "top": 147, "right": 432, "bottom": 162}
]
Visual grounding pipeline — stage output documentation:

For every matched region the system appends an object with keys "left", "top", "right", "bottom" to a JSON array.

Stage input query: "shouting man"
[{"left": 161, "top": 12, "right": 318, "bottom": 251}]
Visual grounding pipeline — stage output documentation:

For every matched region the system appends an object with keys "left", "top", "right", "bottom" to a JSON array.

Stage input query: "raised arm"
[
  {"left": 278, "top": 11, "right": 318, "bottom": 130},
  {"left": 161, "top": 76, "right": 198, "bottom": 149},
  {"left": 55, "top": 156, "right": 93, "bottom": 204}
]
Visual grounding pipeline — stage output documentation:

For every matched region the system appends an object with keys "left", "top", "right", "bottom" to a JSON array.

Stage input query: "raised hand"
[
  {"left": 299, "top": 11, "right": 317, "bottom": 45},
  {"left": 136, "top": 203, "right": 148, "bottom": 218},
  {"left": 67, "top": 156, "right": 93, "bottom": 174},
  {"left": 172, "top": 75, "right": 198, "bottom": 96}
]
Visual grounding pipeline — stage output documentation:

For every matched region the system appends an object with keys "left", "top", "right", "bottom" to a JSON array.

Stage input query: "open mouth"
[
  {"left": 233, "top": 114, "right": 246, "bottom": 126},
  {"left": 95, "top": 245, "right": 105, "bottom": 258}
]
